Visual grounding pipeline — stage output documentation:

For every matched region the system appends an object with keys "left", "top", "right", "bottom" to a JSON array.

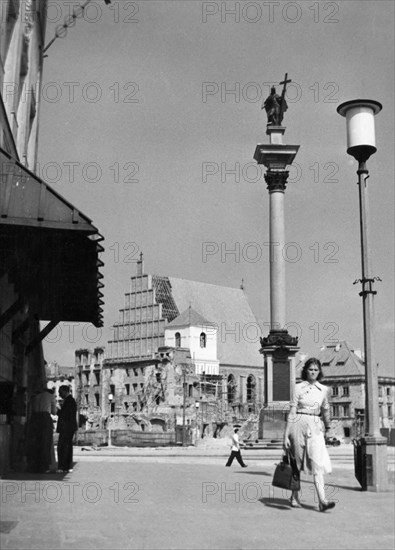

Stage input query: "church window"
[
  {"left": 175, "top": 332, "right": 181, "bottom": 348},
  {"left": 227, "top": 374, "right": 236, "bottom": 404},
  {"left": 200, "top": 332, "right": 207, "bottom": 348},
  {"left": 247, "top": 375, "right": 256, "bottom": 402}
]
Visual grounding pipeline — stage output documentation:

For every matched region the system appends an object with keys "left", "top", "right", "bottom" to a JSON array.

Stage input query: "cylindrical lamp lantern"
[{"left": 337, "top": 100, "right": 382, "bottom": 162}]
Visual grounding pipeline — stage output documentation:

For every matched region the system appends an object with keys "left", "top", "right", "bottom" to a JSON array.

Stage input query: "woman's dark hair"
[{"left": 301, "top": 357, "right": 323, "bottom": 381}]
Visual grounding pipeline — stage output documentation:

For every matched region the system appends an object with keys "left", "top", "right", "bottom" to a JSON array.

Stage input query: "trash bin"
[{"left": 353, "top": 437, "right": 367, "bottom": 490}]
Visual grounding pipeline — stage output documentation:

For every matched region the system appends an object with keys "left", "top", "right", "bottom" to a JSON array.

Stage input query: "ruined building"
[{"left": 77, "top": 256, "right": 264, "bottom": 440}]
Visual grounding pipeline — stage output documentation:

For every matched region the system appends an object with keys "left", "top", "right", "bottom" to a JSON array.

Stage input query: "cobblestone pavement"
[{"left": 1, "top": 446, "right": 394, "bottom": 550}]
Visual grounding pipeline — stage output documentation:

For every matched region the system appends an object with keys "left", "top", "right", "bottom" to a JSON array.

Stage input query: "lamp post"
[
  {"left": 337, "top": 99, "right": 388, "bottom": 492},
  {"left": 108, "top": 393, "right": 113, "bottom": 447}
]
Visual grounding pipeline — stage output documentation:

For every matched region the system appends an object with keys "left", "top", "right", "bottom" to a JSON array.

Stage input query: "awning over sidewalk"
[{"left": 0, "top": 147, "right": 104, "bottom": 328}]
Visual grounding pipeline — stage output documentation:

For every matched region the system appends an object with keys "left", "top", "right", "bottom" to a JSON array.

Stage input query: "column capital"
[
  {"left": 264, "top": 170, "right": 289, "bottom": 193},
  {"left": 259, "top": 329, "right": 298, "bottom": 351}
]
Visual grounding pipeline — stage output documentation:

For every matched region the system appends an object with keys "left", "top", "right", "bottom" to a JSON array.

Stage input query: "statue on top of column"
[{"left": 262, "top": 74, "right": 291, "bottom": 126}]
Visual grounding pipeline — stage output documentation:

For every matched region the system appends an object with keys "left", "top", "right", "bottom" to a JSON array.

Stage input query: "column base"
[
  {"left": 258, "top": 402, "right": 289, "bottom": 440},
  {"left": 355, "top": 436, "right": 389, "bottom": 492}
]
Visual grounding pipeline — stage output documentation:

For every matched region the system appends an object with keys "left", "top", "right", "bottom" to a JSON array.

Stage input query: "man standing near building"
[
  {"left": 56, "top": 385, "right": 77, "bottom": 473},
  {"left": 225, "top": 428, "right": 248, "bottom": 467}
]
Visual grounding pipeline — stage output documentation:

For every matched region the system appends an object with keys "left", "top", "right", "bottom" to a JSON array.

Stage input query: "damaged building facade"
[{"left": 76, "top": 256, "right": 264, "bottom": 442}]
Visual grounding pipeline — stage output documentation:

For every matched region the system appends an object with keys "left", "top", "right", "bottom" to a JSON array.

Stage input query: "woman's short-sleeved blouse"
[{"left": 290, "top": 381, "right": 329, "bottom": 414}]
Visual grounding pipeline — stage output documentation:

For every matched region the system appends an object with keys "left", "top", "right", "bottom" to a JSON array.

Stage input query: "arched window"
[
  {"left": 227, "top": 374, "right": 236, "bottom": 403},
  {"left": 175, "top": 332, "right": 181, "bottom": 348},
  {"left": 200, "top": 332, "right": 206, "bottom": 348},
  {"left": 247, "top": 375, "right": 256, "bottom": 402}
]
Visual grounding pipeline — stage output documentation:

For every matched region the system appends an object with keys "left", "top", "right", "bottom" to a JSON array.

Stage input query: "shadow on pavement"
[
  {"left": 2, "top": 462, "right": 77, "bottom": 481},
  {"left": 236, "top": 470, "right": 272, "bottom": 476},
  {"left": 260, "top": 497, "right": 319, "bottom": 512},
  {"left": 259, "top": 497, "right": 291, "bottom": 510},
  {"left": 2, "top": 471, "right": 68, "bottom": 481}
]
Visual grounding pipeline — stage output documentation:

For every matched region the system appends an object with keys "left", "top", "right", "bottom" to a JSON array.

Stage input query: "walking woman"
[{"left": 283, "top": 357, "right": 336, "bottom": 511}]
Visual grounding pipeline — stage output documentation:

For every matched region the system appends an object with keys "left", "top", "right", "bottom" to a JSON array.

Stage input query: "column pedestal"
[
  {"left": 362, "top": 436, "right": 388, "bottom": 492},
  {"left": 258, "top": 330, "right": 298, "bottom": 441}
]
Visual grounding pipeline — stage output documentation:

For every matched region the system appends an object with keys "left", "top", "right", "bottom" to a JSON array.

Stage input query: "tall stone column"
[{"left": 254, "top": 126, "right": 300, "bottom": 441}]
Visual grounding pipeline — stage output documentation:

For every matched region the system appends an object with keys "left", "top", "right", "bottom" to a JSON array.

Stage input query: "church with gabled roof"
[{"left": 90, "top": 255, "right": 265, "bottom": 439}]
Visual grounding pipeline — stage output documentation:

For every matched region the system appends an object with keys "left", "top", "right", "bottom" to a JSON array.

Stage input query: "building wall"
[
  {"left": 165, "top": 325, "right": 220, "bottom": 375},
  {"left": 0, "top": 0, "right": 47, "bottom": 169},
  {"left": 46, "top": 362, "right": 76, "bottom": 411},
  {"left": 0, "top": 273, "right": 48, "bottom": 473},
  {"left": 324, "top": 377, "right": 394, "bottom": 441},
  {"left": 221, "top": 364, "right": 264, "bottom": 417},
  {"left": 378, "top": 381, "right": 395, "bottom": 430},
  {"left": 75, "top": 348, "right": 105, "bottom": 430},
  {"left": 107, "top": 274, "right": 166, "bottom": 361},
  {"left": 101, "top": 359, "right": 160, "bottom": 431}
]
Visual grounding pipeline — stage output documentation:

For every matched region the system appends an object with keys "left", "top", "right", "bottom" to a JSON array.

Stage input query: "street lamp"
[
  {"left": 337, "top": 99, "right": 388, "bottom": 492},
  {"left": 108, "top": 393, "right": 113, "bottom": 447}
]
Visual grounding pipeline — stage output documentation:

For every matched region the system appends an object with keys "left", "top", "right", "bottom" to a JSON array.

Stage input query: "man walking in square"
[{"left": 225, "top": 428, "right": 247, "bottom": 467}]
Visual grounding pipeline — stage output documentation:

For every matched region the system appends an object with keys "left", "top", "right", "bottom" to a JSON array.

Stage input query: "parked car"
[{"left": 325, "top": 436, "right": 341, "bottom": 446}]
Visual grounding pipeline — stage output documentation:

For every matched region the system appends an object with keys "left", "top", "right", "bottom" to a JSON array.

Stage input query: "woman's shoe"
[
  {"left": 289, "top": 497, "right": 302, "bottom": 508},
  {"left": 319, "top": 501, "right": 336, "bottom": 512}
]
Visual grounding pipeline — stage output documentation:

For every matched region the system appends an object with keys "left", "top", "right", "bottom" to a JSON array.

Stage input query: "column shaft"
[{"left": 269, "top": 190, "right": 286, "bottom": 330}]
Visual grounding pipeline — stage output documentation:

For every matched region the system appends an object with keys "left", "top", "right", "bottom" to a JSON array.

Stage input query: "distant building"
[
  {"left": 74, "top": 348, "right": 105, "bottom": 430},
  {"left": 81, "top": 256, "right": 265, "bottom": 437},
  {"left": 46, "top": 362, "right": 76, "bottom": 409},
  {"left": 297, "top": 341, "right": 395, "bottom": 443}
]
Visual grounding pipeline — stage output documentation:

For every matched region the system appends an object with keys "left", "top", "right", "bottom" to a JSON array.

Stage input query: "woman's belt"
[{"left": 296, "top": 411, "right": 321, "bottom": 417}]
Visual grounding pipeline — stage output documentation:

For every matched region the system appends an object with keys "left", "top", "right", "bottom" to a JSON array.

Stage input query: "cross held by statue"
[{"left": 279, "top": 73, "right": 291, "bottom": 121}]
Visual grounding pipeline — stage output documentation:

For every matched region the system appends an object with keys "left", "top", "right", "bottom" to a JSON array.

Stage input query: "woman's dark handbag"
[{"left": 272, "top": 451, "right": 300, "bottom": 491}]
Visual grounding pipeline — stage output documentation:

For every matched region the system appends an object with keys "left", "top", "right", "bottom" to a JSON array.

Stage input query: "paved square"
[{"left": 1, "top": 452, "right": 394, "bottom": 549}]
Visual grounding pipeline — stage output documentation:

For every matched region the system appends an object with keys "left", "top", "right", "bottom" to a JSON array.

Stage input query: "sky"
[{"left": 39, "top": 0, "right": 394, "bottom": 377}]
